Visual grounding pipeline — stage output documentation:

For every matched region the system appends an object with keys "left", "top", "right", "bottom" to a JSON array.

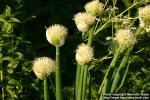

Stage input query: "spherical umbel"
[
  {"left": 76, "top": 43, "right": 94, "bottom": 65},
  {"left": 74, "top": 12, "right": 95, "bottom": 32},
  {"left": 46, "top": 24, "right": 68, "bottom": 47},
  {"left": 85, "top": 0, "right": 104, "bottom": 16},
  {"left": 139, "top": 5, "right": 150, "bottom": 32},
  {"left": 114, "top": 29, "right": 137, "bottom": 51},
  {"left": 32, "top": 57, "right": 56, "bottom": 80}
]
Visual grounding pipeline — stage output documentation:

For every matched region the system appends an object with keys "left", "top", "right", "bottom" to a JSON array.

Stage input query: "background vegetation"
[{"left": 0, "top": 0, "right": 149, "bottom": 100}]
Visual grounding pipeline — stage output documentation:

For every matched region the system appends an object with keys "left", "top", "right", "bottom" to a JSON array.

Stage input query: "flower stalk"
[
  {"left": 75, "top": 64, "right": 81, "bottom": 98},
  {"left": 110, "top": 46, "right": 133, "bottom": 93},
  {"left": 98, "top": 48, "right": 120, "bottom": 99},
  {"left": 115, "top": 62, "right": 130, "bottom": 92},
  {"left": 44, "top": 79, "right": 50, "bottom": 100},
  {"left": 46, "top": 24, "right": 68, "bottom": 100},
  {"left": 82, "top": 65, "right": 88, "bottom": 100},
  {"left": 77, "top": 66, "right": 84, "bottom": 100},
  {"left": 56, "top": 47, "right": 62, "bottom": 100}
]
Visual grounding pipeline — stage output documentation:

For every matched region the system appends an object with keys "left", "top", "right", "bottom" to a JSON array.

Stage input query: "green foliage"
[{"left": 0, "top": 5, "right": 41, "bottom": 100}]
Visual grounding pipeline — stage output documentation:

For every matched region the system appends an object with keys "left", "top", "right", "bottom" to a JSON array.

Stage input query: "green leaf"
[
  {"left": 2, "top": 22, "right": 13, "bottom": 33},
  {"left": 0, "top": 57, "right": 11, "bottom": 62},
  {"left": 3, "top": 5, "right": 12, "bottom": 18},
  {"left": 15, "top": 52, "right": 24, "bottom": 59},
  {"left": 7, "top": 69, "right": 14, "bottom": 74},
  {"left": 8, "top": 60, "right": 20, "bottom": 69},
  {"left": 8, "top": 79, "right": 20, "bottom": 86},
  {"left": 8, "top": 17, "right": 21, "bottom": 23},
  {"left": 0, "top": 17, "right": 5, "bottom": 23},
  {"left": 0, "top": 53, "right": 2, "bottom": 58}
]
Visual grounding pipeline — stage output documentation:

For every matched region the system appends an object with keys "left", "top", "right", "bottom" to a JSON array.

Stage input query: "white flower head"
[
  {"left": 85, "top": 0, "right": 104, "bottom": 16},
  {"left": 32, "top": 57, "right": 56, "bottom": 80},
  {"left": 46, "top": 24, "right": 68, "bottom": 47},
  {"left": 76, "top": 43, "right": 94, "bottom": 65},
  {"left": 74, "top": 12, "right": 95, "bottom": 25},
  {"left": 74, "top": 12, "right": 95, "bottom": 32},
  {"left": 114, "top": 29, "right": 137, "bottom": 51},
  {"left": 139, "top": 5, "right": 150, "bottom": 32}
]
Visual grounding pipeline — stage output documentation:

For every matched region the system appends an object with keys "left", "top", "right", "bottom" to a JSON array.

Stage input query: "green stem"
[
  {"left": 112, "top": 0, "right": 117, "bottom": 37},
  {"left": 44, "top": 79, "right": 49, "bottom": 100},
  {"left": 115, "top": 62, "right": 130, "bottom": 92},
  {"left": 94, "top": 2, "right": 139, "bottom": 35},
  {"left": 88, "top": 74, "right": 91, "bottom": 100},
  {"left": 99, "top": 79, "right": 108, "bottom": 100},
  {"left": 1, "top": 62, "right": 4, "bottom": 100},
  {"left": 50, "top": 78, "right": 56, "bottom": 97},
  {"left": 98, "top": 48, "right": 120, "bottom": 98},
  {"left": 75, "top": 64, "right": 81, "bottom": 99},
  {"left": 87, "top": 28, "right": 93, "bottom": 46},
  {"left": 82, "top": 65, "right": 88, "bottom": 100},
  {"left": 77, "top": 66, "right": 84, "bottom": 100},
  {"left": 110, "top": 46, "right": 133, "bottom": 93},
  {"left": 56, "top": 47, "right": 62, "bottom": 100}
]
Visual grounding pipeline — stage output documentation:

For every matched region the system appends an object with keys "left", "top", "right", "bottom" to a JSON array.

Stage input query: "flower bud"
[
  {"left": 114, "top": 29, "right": 136, "bottom": 51},
  {"left": 139, "top": 5, "right": 150, "bottom": 32},
  {"left": 74, "top": 12, "right": 95, "bottom": 32},
  {"left": 76, "top": 43, "right": 94, "bottom": 65},
  {"left": 46, "top": 24, "right": 68, "bottom": 47},
  {"left": 85, "top": 0, "right": 104, "bottom": 16},
  {"left": 32, "top": 57, "right": 56, "bottom": 80}
]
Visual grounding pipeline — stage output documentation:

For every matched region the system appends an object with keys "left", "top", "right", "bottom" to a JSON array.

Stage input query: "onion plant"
[
  {"left": 46, "top": 24, "right": 68, "bottom": 100},
  {"left": 110, "top": 27, "right": 144, "bottom": 93}
]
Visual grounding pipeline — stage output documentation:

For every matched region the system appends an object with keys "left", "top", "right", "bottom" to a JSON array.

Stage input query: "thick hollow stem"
[
  {"left": 115, "top": 62, "right": 130, "bottom": 92},
  {"left": 44, "top": 79, "right": 49, "bottom": 100},
  {"left": 56, "top": 47, "right": 62, "bottom": 100},
  {"left": 99, "top": 79, "right": 108, "bottom": 100},
  {"left": 77, "top": 66, "right": 84, "bottom": 100},
  {"left": 110, "top": 46, "right": 133, "bottom": 93},
  {"left": 75, "top": 64, "right": 81, "bottom": 98},
  {"left": 98, "top": 48, "right": 120, "bottom": 99},
  {"left": 82, "top": 65, "right": 88, "bottom": 100}
]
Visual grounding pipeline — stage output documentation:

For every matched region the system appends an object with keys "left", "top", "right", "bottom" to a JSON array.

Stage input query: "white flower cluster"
[
  {"left": 76, "top": 43, "right": 94, "bottom": 65},
  {"left": 139, "top": 5, "right": 150, "bottom": 32},
  {"left": 46, "top": 24, "right": 68, "bottom": 47},
  {"left": 114, "top": 29, "right": 137, "bottom": 51},
  {"left": 85, "top": 0, "right": 104, "bottom": 16},
  {"left": 74, "top": 12, "right": 95, "bottom": 32},
  {"left": 32, "top": 57, "right": 56, "bottom": 80}
]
